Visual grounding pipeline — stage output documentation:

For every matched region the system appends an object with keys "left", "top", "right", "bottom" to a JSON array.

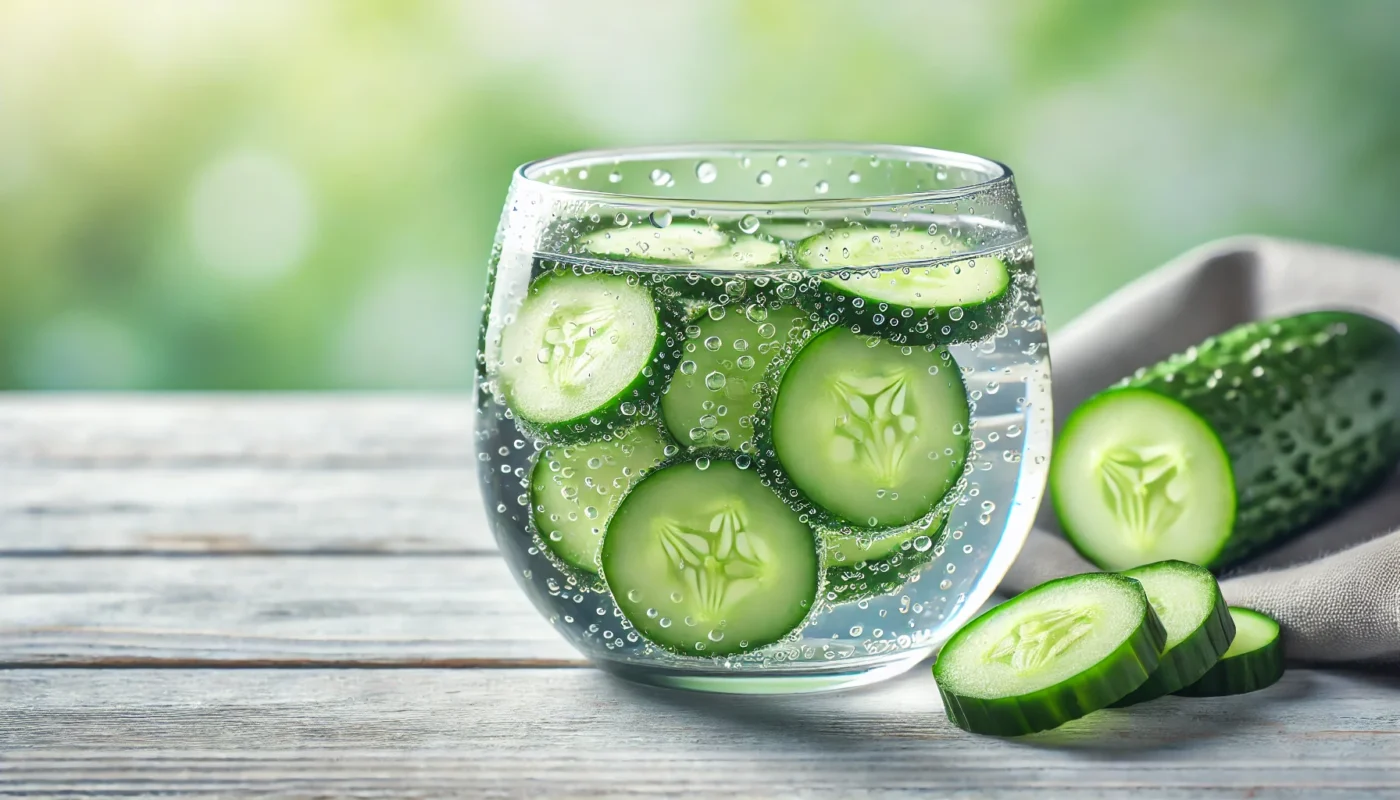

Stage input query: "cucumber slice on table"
[
  {"left": 602, "top": 460, "right": 819, "bottom": 657},
  {"left": 821, "top": 509, "right": 948, "bottom": 605},
  {"left": 795, "top": 228, "right": 1011, "bottom": 344},
  {"left": 763, "top": 326, "right": 970, "bottom": 531},
  {"left": 1176, "top": 607, "right": 1285, "bottom": 697},
  {"left": 530, "top": 425, "right": 671, "bottom": 575},
  {"left": 933, "top": 572, "right": 1167, "bottom": 736},
  {"left": 1052, "top": 311, "right": 1400, "bottom": 571},
  {"left": 1108, "top": 560, "right": 1235, "bottom": 707},
  {"left": 662, "top": 304, "right": 809, "bottom": 451},
  {"left": 498, "top": 271, "right": 674, "bottom": 441}
]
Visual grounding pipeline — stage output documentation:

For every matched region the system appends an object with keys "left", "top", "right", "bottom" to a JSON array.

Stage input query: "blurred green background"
[{"left": 2, "top": 0, "right": 1398, "bottom": 390}]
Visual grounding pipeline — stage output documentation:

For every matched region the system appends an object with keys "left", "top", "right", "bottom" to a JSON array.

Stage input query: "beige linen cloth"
[{"left": 1002, "top": 236, "right": 1400, "bottom": 665}]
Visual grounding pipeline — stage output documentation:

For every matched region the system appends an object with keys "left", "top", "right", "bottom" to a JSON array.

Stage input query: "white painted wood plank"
[
  {"left": 0, "top": 556, "right": 578, "bottom": 665},
  {"left": 0, "top": 394, "right": 474, "bottom": 467},
  {"left": 2, "top": 669, "right": 1396, "bottom": 797},
  {"left": 1, "top": 466, "right": 493, "bottom": 553}
]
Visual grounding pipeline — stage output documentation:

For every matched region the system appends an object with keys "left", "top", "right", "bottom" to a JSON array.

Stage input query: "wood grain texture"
[
  {"left": 0, "top": 395, "right": 491, "bottom": 553},
  {"left": 0, "top": 555, "right": 578, "bottom": 665},
  {"left": 3, "top": 668, "right": 1397, "bottom": 798}
]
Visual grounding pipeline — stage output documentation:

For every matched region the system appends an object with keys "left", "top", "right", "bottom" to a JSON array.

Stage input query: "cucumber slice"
[
  {"left": 796, "top": 228, "right": 1011, "bottom": 344},
  {"left": 1175, "top": 607, "right": 1285, "bottom": 697},
  {"left": 821, "top": 509, "right": 948, "bottom": 605},
  {"left": 530, "top": 425, "right": 671, "bottom": 575},
  {"left": 699, "top": 238, "right": 783, "bottom": 270},
  {"left": 602, "top": 460, "right": 819, "bottom": 656},
  {"left": 662, "top": 304, "right": 809, "bottom": 451},
  {"left": 765, "top": 326, "right": 970, "bottom": 530},
  {"left": 934, "top": 572, "right": 1167, "bottom": 736},
  {"left": 498, "top": 271, "right": 672, "bottom": 441},
  {"left": 578, "top": 222, "right": 727, "bottom": 264},
  {"left": 1053, "top": 311, "right": 1400, "bottom": 571},
  {"left": 1108, "top": 560, "right": 1235, "bottom": 707}
]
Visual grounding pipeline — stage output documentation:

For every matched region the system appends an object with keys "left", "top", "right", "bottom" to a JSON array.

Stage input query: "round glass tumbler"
[{"left": 476, "top": 144, "right": 1051, "bottom": 693}]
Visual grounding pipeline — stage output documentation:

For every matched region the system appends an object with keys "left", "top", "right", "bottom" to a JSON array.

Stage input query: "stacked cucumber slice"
[{"left": 933, "top": 561, "right": 1285, "bottom": 736}]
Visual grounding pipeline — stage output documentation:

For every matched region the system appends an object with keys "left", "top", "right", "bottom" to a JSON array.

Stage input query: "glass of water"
[{"left": 476, "top": 143, "right": 1050, "bottom": 693}]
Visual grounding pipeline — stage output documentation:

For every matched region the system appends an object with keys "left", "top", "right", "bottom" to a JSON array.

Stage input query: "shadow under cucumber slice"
[{"left": 601, "top": 460, "right": 819, "bottom": 657}]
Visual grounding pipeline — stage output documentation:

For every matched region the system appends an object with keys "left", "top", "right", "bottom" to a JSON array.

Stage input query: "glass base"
[{"left": 594, "top": 648, "right": 932, "bottom": 695}]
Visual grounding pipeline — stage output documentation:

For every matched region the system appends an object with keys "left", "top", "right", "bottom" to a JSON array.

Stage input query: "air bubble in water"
[
  {"left": 650, "top": 209, "right": 672, "bottom": 228},
  {"left": 613, "top": 212, "right": 630, "bottom": 227},
  {"left": 948, "top": 307, "right": 965, "bottom": 321},
  {"left": 608, "top": 170, "right": 622, "bottom": 183},
  {"left": 704, "top": 371, "right": 727, "bottom": 390},
  {"left": 679, "top": 360, "right": 697, "bottom": 375},
  {"left": 738, "top": 214, "right": 761, "bottom": 234},
  {"left": 756, "top": 170, "right": 773, "bottom": 186},
  {"left": 695, "top": 161, "right": 718, "bottom": 183},
  {"left": 814, "top": 180, "right": 829, "bottom": 194},
  {"left": 736, "top": 354, "right": 755, "bottom": 370},
  {"left": 707, "top": 305, "right": 726, "bottom": 321},
  {"left": 848, "top": 171, "right": 862, "bottom": 184},
  {"left": 696, "top": 456, "right": 711, "bottom": 470},
  {"left": 650, "top": 168, "right": 672, "bottom": 186},
  {"left": 703, "top": 336, "right": 722, "bottom": 351}
]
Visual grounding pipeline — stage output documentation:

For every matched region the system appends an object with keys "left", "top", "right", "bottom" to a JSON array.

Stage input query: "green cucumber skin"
[
  {"left": 814, "top": 274, "right": 1011, "bottom": 346},
  {"left": 511, "top": 268, "right": 683, "bottom": 444},
  {"left": 1108, "top": 568, "right": 1235, "bottom": 707},
  {"left": 935, "top": 575, "right": 1169, "bottom": 737},
  {"left": 1075, "top": 311, "right": 1400, "bottom": 570},
  {"left": 1175, "top": 636, "right": 1285, "bottom": 697}
]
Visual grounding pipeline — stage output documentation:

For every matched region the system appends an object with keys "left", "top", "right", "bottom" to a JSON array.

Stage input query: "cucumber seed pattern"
[
  {"left": 987, "top": 608, "right": 1097, "bottom": 673},
  {"left": 655, "top": 505, "right": 769, "bottom": 619},
  {"left": 539, "top": 304, "right": 616, "bottom": 388},
  {"left": 830, "top": 371, "right": 918, "bottom": 484},
  {"left": 1098, "top": 447, "right": 1185, "bottom": 549}
]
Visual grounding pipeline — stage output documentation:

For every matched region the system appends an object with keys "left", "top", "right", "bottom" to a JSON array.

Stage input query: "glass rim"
[{"left": 516, "top": 141, "right": 1014, "bottom": 209}]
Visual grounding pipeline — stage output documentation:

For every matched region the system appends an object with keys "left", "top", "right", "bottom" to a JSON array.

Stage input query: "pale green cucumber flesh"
[
  {"left": 1175, "top": 607, "right": 1285, "bottom": 697},
  {"left": 1052, "top": 388, "right": 1236, "bottom": 571},
  {"left": 934, "top": 572, "right": 1167, "bottom": 736},
  {"left": 601, "top": 461, "right": 819, "bottom": 657},
  {"left": 578, "top": 222, "right": 728, "bottom": 264},
  {"left": 530, "top": 425, "right": 671, "bottom": 574},
  {"left": 768, "top": 326, "right": 970, "bottom": 529},
  {"left": 1109, "top": 560, "right": 1235, "bottom": 707},
  {"left": 498, "top": 271, "right": 667, "bottom": 439},
  {"left": 662, "top": 305, "right": 809, "bottom": 451}
]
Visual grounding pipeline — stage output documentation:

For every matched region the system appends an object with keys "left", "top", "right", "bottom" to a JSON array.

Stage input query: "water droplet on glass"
[
  {"left": 847, "top": 171, "right": 862, "bottom": 184},
  {"left": 695, "top": 161, "right": 718, "bottom": 184},
  {"left": 756, "top": 170, "right": 773, "bottom": 186},
  {"left": 649, "top": 209, "right": 672, "bottom": 228},
  {"left": 608, "top": 170, "right": 623, "bottom": 183},
  {"left": 814, "top": 180, "right": 829, "bottom": 194},
  {"left": 650, "top": 168, "right": 672, "bottom": 186},
  {"left": 738, "top": 214, "right": 760, "bottom": 234}
]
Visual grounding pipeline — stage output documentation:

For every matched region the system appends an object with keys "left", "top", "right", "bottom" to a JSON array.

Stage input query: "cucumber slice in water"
[
  {"left": 934, "top": 572, "right": 1167, "bottom": 736},
  {"left": 1175, "top": 607, "right": 1285, "bottom": 697},
  {"left": 796, "top": 228, "right": 1011, "bottom": 344},
  {"left": 578, "top": 222, "right": 728, "bottom": 264},
  {"left": 765, "top": 326, "right": 970, "bottom": 530},
  {"left": 662, "top": 304, "right": 809, "bottom": 451},
  {"left": 498, "top": 271, "right": 672, "bottom": 441},
  {"left": 1053, "top": 311, "right": 1400, "bottom": 571},
  {"left": 821, "top": 508, "right": 948, "bottom": 605},
  {"left": 602, "top": 460, "right": 819, "bottom": 657},
  {"left": 1109, "top": 560, "right": 1235, "bottom": 707},
  {"left": 530, "top": 425, "right": 671, "bottom": 575}
]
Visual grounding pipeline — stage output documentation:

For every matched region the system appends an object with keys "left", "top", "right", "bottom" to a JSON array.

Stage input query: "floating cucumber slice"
[
  {"left": 578, "top": 222, "right": 728, "bottom": 264},
  {"left": 700, "top": 238, "right": 783, "bottom": 270},
  {"left": 765, "top": 326, "right": 970, "bottom": 530},
  {"left": 821, "top": 508, "right": 948, "bottom": 605},
  {"left": 1175, "top": 607, "right": 1285, "bottom": 697},
  {"left": 530, "top": 425, "right": 671, "bottom": 574},
  {"left": 1109, "top": 560, "right": 1235, "bottom": 707},
  {"left": 498, "top": 271, "right": 672, "bottom": 442},
  {"left": 1052, "top": 311, "right": 1400, "bottom": 571},
  {"left": 796, "top": 228, "right": 1011, "bottom": 344},
  {"left": 934, "top": 572, "right": 1167, "bottom": 736},
  {"left": 662, "top": 304, "right": 809, "bottom": 451},
  {"left": 602, "top": 460, "right": 819, "bottom": 657}
]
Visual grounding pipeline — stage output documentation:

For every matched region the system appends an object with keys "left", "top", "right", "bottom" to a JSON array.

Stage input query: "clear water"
[{"left": 475, "top": 216, "right": 1051, "bottom": 689}]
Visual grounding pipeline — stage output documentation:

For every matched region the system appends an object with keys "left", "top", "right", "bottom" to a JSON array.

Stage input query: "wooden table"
[{"left": 3, "top": 396, "right": 1397, "bottom": 798}]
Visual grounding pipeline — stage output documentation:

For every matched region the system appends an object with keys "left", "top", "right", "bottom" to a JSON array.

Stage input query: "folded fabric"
[{"left": 1002, "top": 236, "right": 1400, "bottom": 665}]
